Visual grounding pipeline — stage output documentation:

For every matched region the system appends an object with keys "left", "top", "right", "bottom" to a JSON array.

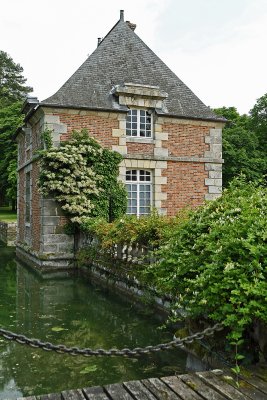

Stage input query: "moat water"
[{"left": 0, "top": 245, "right": 190, "bottom": 399}]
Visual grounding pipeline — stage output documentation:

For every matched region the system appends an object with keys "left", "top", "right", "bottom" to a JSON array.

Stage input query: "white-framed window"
[
  {"left": 25, "top": 171, "right": 31, "bottom": 223},
  {"left": 126, "top": 109, "right": 152, "bottom": 138},
  {"left": 126, "top": 169, "right": 152, "bottom": 216}
]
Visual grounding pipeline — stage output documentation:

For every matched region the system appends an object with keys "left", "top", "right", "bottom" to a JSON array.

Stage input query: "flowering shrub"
[
  {"left": 39, "top": 129, "right": 127, "bottom": 223},
  {"left": 142, "top": 178, "right": 267, "bottom": 344}
]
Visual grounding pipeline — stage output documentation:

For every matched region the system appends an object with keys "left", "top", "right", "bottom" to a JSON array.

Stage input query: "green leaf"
[
  {"left": 80, "top": 365, "right": 98, "bottom": 374},
  {"left": 51, "top": 326, "right": 66, "bottom": 332}
]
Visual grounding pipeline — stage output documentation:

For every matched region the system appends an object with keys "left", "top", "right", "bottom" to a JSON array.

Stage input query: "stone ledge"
[
  {"left": 16, "top": 245, "right": 75, "bottom": 271},
  {"left": 124, "top": 154, "right": 224, "bottom": 163}
]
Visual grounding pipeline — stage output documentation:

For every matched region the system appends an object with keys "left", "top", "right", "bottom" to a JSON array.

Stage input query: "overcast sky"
[{"left": 1, "top": 0, "right": 267, "bottom": 115}]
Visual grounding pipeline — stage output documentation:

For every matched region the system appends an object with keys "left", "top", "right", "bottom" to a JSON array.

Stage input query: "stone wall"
[{"left": 0, "top": 221, "right": 17, "bottom": 246}]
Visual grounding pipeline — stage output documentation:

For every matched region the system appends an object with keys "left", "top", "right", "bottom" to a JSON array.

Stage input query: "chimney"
[
  {"left": 126, "top": 21, "right": 137, "bottom": 31},
  {"left": 120, "top": 10, "right": 124, "bottom": 21},
  {"left": 97, "top": 38, "right": 102, "bottom": 47}
]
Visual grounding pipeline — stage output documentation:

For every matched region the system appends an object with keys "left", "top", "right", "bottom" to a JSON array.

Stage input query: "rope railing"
[{"left": 0, "top": 323, "right": 224, "bottom": 357}]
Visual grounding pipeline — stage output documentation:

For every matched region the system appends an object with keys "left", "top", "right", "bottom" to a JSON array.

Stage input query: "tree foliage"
[
  {"left": 0, "top": 51, "right": 32, "bottom": 107},
  {"left": 213, "top": 106, "right": 266, "bottom": 186},
  {"left": 249, "top": 93, "right": 267, "bottom": 157},
  {"left": 0, "top": 51, "right": 32, "bottom": 206}
]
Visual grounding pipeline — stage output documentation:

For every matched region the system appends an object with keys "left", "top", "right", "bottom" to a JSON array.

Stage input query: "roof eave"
[{"left": 155, "top": 110, "right": 227, "bottom": 124}]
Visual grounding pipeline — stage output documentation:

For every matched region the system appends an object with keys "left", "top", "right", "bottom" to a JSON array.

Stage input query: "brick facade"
[
  {"left": 162, "top": 161, "right": 208, "bottom": 215},
  {"left": 162, "top": 123, "right": 210, "bottom": 157},
  {"left": 16, "top": 105, "right": 224, "bottom": 269}
]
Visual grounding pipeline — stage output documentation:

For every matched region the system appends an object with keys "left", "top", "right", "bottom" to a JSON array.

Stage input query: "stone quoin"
[{"left": 15, "top": 10, "right": 226, "bottom": 269}]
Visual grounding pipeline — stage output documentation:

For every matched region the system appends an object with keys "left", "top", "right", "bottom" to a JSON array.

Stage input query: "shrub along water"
[{"left": 79, "top": 177, "right": 267, "bottom": 362}]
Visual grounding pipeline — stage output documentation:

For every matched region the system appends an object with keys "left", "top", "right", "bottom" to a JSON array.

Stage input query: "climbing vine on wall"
[{"left": 38, "top": 129, "right": 127, "bottom": 223}]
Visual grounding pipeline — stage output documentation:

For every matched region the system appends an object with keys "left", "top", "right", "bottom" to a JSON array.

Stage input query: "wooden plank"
[
  {"left": 240, "top": 374, "right": 267, "bottom": 396},
  {"left": 104, "top": 383, "right": 134, "bottom": 400},
  {"left": 82, "top": 386, "right": 110, "bottom": 400},
  {"left": 251, "top": 368, "right": 267, "bottom": 383},
  {"left": 123, "top": 380, "right": 158, "bottom": 399},
  {"left": 197, "top": 371, "right": 253, "bottom": 400},
  {"left": 39, "top": 393, "right": 62, "bottom": 400},
  {"left": 179, "top": 373, "right": 227, "bottom": 400},
  {"left": 142, "top": 377, "right": 182, "bottom": 399},
  {"left": 61, "top": 389, "right": 86, "bottom": 400},
  {"left": 221, "top": 372, "right": 267, "bottom": 400},
  {"left": 161, "top": 375, "right": 204, "bottom": 400}
]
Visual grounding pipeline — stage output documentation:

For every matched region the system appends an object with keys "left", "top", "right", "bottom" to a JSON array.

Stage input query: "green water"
[{"left": 0, "top": 246, "right": 188, "bottom": 399}]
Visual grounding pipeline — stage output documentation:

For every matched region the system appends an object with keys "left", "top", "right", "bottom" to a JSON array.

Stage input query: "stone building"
[{"left": 15, "top": 11, "right": 225, "bottom": 270}]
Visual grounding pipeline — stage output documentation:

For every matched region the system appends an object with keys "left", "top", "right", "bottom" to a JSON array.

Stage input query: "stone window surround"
[
  {"left": 24, "top": 164, "right": 32, "bottom": 246},
  {"left": 126, "top": 109, "right": 153, "bottom": 138},
  {"left": 126, "top": 169, "right": 153, "bottom": 216},
  {"left": 112, "top": 113, "right": 169, "bottom": 157},
  {"left": 119, "top": 159, "right": 167, "bottom": 215}
]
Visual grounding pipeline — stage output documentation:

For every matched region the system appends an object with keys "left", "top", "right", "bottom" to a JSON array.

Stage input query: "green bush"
[{"left": 143, "top": 177, "right": 267, "bottom": 341}]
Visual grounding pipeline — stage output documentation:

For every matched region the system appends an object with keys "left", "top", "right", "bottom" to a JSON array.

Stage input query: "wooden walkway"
[{"left": 19, "top": 369, "right": 267, "bottom": 400}]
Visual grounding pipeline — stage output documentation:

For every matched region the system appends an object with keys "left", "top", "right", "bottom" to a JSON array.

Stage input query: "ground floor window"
[
  {"left": 125, "top": 169, "right": 152, "bottom": 216},
  {"left": 25, "top": 171, "right": 31, "bottom": 223}
]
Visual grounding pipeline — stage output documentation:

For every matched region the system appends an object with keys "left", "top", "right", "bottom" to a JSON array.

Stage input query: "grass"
[{"left": 0, "top": 206, "right": 17, "bottom": 222}]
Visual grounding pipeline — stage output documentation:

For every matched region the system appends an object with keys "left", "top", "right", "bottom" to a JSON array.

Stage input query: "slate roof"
[{"left": 42, "top": 18, "right": 224, "bottom": 122}]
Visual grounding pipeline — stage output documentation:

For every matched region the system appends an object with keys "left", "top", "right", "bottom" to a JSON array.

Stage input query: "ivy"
[
  {"left": 41, "top": 127, "right": 53, "bottom": 149},
  {"left": 38, "top": 129, "right": 127, "bottom": 223}
]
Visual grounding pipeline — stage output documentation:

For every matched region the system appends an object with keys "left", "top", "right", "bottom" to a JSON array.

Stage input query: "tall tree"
[
  {"left": 0, "top": 51, "right": 32, "bottom": 107},
  {"left": 249, "top": 93, "right": 267, "bottom": 162},
  {"left": 0, "top": 51, "right": 32, "bottom": 207},
  {"left": 213, "top": 106, "right": 266, "bottom": 186}
]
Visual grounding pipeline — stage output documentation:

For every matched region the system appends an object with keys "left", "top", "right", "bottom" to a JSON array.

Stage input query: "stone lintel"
[{"left": 113, "top": 83, "right": 168, "bottom": 100}]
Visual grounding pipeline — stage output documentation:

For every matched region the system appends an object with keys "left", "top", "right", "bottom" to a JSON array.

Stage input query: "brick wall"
[
  {"left": 162, "top": 123, "right": 210, "bottom": 157},
  {"left": 127, "top": 142, "right": 154, "bottom": 156},
  {"left": 52, "top": 112, "right": 119, "bottom": 148},
  {"left": 162, "top": 161, "right": 208, "bottom": 215}
]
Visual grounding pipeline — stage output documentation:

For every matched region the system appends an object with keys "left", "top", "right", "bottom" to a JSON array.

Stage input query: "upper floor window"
[
  {"left": 126, "top": 169, "right": 152, "bottom": 216},
  {"left": 126, "top": 109, "right": 152, "bottom": 138}
]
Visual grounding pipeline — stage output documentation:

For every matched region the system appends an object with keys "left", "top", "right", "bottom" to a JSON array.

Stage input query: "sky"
[{"left": 1, "top": 0, "right": 267, "bottom": 115}]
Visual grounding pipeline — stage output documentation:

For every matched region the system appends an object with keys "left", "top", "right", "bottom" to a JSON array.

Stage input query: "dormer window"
[{"left": 126, "top": 109, "right": 152, "bottom": 138}]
